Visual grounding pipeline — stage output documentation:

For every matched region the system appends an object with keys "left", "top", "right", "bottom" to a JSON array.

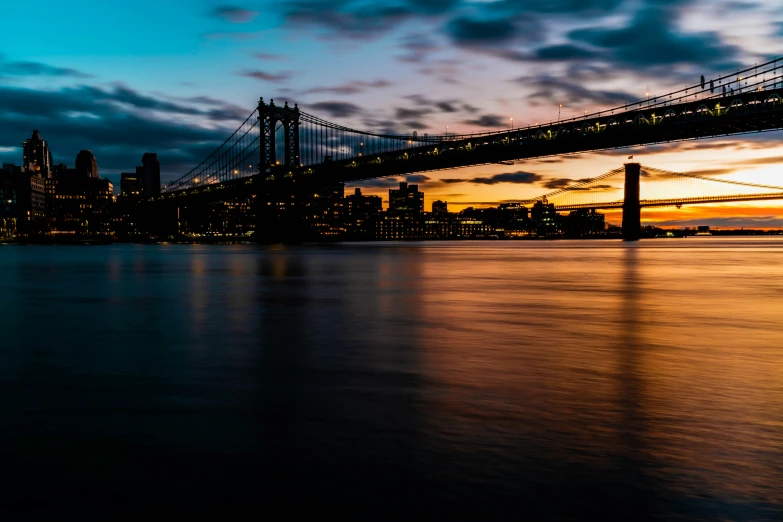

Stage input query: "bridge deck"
[{"left": 555, "top": 192, "right": 783, "bottom": 211}]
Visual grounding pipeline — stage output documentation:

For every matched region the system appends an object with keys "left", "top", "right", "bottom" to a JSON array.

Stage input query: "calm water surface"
[{"left": 1, "top": 239, "right": 782, "bottom": 519}]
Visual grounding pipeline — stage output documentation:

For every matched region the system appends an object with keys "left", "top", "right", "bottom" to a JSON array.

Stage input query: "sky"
[{"left": 1, "top": 0, "right": 783, "bottom": 226}]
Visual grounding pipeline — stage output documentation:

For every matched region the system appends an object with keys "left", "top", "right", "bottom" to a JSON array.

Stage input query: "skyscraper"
[
  {"left": 137, "top": 153, "right": 161, "bottom": 197},
  {"left": 75, "top": 150, "right": 99, "bottom": 178},
  {"left": 22, "top": 130, "right": 53, "bottom": 178}
]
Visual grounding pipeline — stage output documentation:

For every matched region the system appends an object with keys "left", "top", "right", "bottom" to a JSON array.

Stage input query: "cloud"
[
  {"left": 0, "top": 83, "right": 245, "bottom": 181},
  {"left": 446, "top": 17, "right": 517, "bottom": 46},
  {"left": 687, "top": 168, "right": 737, "bottom": 176},
  {"left": 732, "top": 155, "right": 783, "bottom": 166},
  {"left": 406, "top": 174, "right": 431, "bottom": 183},
  {"left": 489, "top": 0, "right": 624, "bottom": 15},
  {"left": 463, "top": 114, "right": 507, "bottom": 128},
  {"left": 282, "top": 0, "right": 460, "bottom": 38},
  {"left": 213, "top": 6, "right": 259, "bottom": 23},
  {"left": 309, "top": 101, "right": 363, "bottom": 118},
  {"left": 649, "top": 216, "right": 783, "bottom": 228},
  {"left": 542, "top": 177, "right": 579, "bottom": 189},
  {"left": 397, "top": 33, "right": 439, "bottom": 63},
  {"left": 533, "top": 44, "right": 600, "bottom": 61},
  {"left": 255, "top": 53, "right": 286, "bottom": 60},
  {"left": 439, "top": 172, "right": 543, "bottom": 185},
  {"left": 568, "top": 183, "right": 616, "bottom": 191},
  {"left": 515, "top": 75, "right": 638, "bottom": 107},
  {"left": 0, "top": 57, "right": 92, "bottom": 79},
  {"left": 570, "top": 6, "right": 741, "bottom": 68},
  {"left": 236, "top": 69, "right": 292, "bottom": 83},
  {"left": 303, "top": 79, "right": 392, "bottom": 95},
  {"left": 352, "top": 177, "right": 405, "bottom": 189},
  {"left": 469, "top": 171, "right": 542, "bottom": 185},
  {"left": 404, "top": 95, "right": 461, "bottom": 113}
]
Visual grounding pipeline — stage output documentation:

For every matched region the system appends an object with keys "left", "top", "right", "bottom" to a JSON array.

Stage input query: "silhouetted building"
[
  {"left": 531, "top": 198, "right": 559, "bottom": 236},
  {"left": 49, "top": 175, "right": 114, "bottom": 236},
  {"left": 120, "top": 172, "right": 142, "bottom": 198},
  {"left": 563, "top": 209, "right": 605, "bottom": 237},
  {"left": 22, "top": 130, "right": 53, "bottom": 178},
  {"left": 496, "top": 203, "right": 531, "bottom": 237},
  {"left": 381, "top": 181, "right": 425, "bottom": 239},
  {"left": 389, "top": 182, "right": 423, "bottom": 216},
  {"left": 432, "top": 200, "right": 448, "bottom": 214},
  {"left": 137, "top": 153, "right": 161, "bottom": 197},
  {"left": 50, "top": 163, "right": 69, "bottom": 178},
  {"left": 376, "top": 214, "right": 425, "bottom": 240},
  {"left": 425, "top": 210, "right": 494, "bottom": 239},
  {"left": 306, "top": 184, "right": 345, "bottom": 239},
  {"left": 345, "top": 187, "right": 382, "bottom": 239},
  {"left": 75, "top": 150, "right": 99, "bottom": 178},
  {"left": 0, "top": 164, "right": 46, "bottom": 237}
]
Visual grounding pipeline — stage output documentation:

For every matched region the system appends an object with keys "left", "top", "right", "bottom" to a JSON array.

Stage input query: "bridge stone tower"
[
  {"left": 258, "top": 98, "right": 301, "bottom": 171},
  {"left": 256, "top": 98, "right": 305, "bottom": 243},
  {"left": 622, "top": 163, "right": 641, "bottom": 241}
]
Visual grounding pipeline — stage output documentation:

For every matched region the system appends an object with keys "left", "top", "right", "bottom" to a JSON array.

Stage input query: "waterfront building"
[
  {"left": 432, "top": 200, "right": 448, "bottom": 215},
  {"left": 376, "top": 213, "right": 425, "bottom": 240},
  {"left": 345, "top": 187, "right": 382, "bottom": 239},
  {"left": 0, "top": 164, "right": 47, "bottom": 237},
  {"left": 306, "top": 184, "right": 345, "bottom": 239},
  {"left": 389, "top": 182, "right": 424, "bottom": 216},
  {"left": 563, "top": 209, "right": 605, "bottom": 237},
  {"left": 531, "top": 198, "right": 559, "bottom": 236},
  {"left": 22, "top": 130, "right": 53, "bottom": 179},
  {"left": 49, "top": 174, "right": 114, "bottom": 236}
]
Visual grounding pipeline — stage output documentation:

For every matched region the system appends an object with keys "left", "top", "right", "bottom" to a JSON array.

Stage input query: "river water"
[{"left": 1, "top": 239, "right": 782, "bottom": 519}]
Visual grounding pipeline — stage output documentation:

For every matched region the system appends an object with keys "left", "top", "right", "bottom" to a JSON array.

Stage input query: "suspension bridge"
[{"left": 150, "top": 57, "right": 783, "bottom": 241}]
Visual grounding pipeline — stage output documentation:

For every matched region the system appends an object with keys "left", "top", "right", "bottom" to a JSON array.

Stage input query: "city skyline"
[{"left": 2, "top": 1, "right": 783, "bottom": 226}]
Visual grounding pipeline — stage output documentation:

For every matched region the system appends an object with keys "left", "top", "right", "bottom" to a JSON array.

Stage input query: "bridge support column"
[
  {"left": 254, "top": 174, "right": 310, "bottom": 244},
  {"left": 622, "top": 163, "right": 641, "bottom": 241}
]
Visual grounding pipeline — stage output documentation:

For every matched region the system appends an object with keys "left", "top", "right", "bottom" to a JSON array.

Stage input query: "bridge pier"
[
  {"left": 255, "top": 176, "right": 308, "bottom": 244},
  {"left": 622, "top": 163, "right": 641, "bottom": 241}
]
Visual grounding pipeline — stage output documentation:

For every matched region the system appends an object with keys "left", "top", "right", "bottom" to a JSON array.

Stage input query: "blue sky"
[{"left": 2, "top": 0, "right": 783, "bottom": 224}]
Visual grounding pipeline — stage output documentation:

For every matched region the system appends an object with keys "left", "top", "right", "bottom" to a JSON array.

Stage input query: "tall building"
[
  {"left": 22, "top": 130, "right": 53, "bottom": 178},
  {"left": 345, "top": 188, "right": 382, "bottom": 239},
  {"left": 379, "top": 182, "right": 426, "bottom": 240},
  {"left": 389, "top": 182, "right": 424, "bottom": 216},
  {"left": 531, "top": 198, "right": 559, "bottom": 236},
  {"left": 120, "top": 172, "right": 142, "bottom": 198},
  {"left": 306, "top": 184, "right": 345, "bottom": 239},
  {"left": 0, "top": 164, "right": 47, "bottom": 237},
  {"left": 75, "top": 150, "right": 99, "bottom": 178},
  {"left": 137, "top": 153, "right": 161, "bottom": 197}
]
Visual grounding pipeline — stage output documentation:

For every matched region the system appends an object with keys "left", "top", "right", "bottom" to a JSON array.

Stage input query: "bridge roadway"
[
  {"left": 553, "top": 192, "right": 783, "bottom": 212},
  {"left": 158, "top": 86, "right": 783, "bottom": 202}
]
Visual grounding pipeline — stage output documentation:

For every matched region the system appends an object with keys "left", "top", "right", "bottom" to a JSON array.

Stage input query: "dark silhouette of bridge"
[{"left": 153, "top": 57, "right": 783, "bottom": 241}]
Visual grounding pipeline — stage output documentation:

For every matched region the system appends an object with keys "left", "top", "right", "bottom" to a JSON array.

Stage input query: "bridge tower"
[
  {"left": 622, "top": 163, "right": 641, "bottom": 241},
  {"left": 256, "top": 98, "right": 305, "bottom": 243},
  {"left": 258, "top": 98, "right": 301, "bottom": 171}
]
